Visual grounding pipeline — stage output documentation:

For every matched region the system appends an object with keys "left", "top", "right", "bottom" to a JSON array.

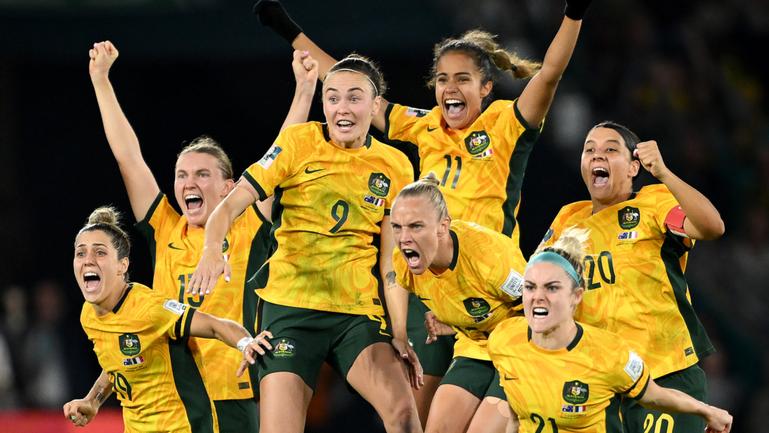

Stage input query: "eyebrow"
[
  {"left": 76, "top": 242, "right": 108, "bottom": 248},
  {"left": 325, "top": 87, "right": 365, "bottom": 93},
  {"left": 585, "top": 139, "right": 622, "bottom": 145}
]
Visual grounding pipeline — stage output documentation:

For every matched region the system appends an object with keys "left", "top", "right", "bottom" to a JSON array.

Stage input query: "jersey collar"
[
  {"left": 112, "top": 283, "right": 134, "bottom": 314},
  {"left": 527, "top": 322, "right": 584, "bottom": 351},
  {"left": 321, "top": 123, "right": 372, "bottom": 148}
]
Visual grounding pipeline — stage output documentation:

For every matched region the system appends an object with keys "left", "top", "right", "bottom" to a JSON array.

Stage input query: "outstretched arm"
[
  {"left": 89, "top": 41, "right": 160, "bottom": 221},
  {"left": 639, "top": 379, "right": 732, "bottom": 433},
  {"left": 63, "top": 370, "right": 113, "bottom": 427},
  {"left": 517, "top": 0, "right": 590, "bottom": 127},
  {"left": 634, "top": 140, "right": 725, "bottom": 240}
]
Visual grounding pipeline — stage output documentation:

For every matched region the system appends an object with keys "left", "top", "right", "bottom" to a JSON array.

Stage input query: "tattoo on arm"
[
  {"left": 386, "top": 271, "right": 396, "bottom": 286},
  {"left": 95, "top": 388, "right": 107, "bottom": 405}
]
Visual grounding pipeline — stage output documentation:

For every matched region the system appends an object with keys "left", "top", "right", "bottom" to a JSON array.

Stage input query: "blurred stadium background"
[{"left": 0, "top": 0, "right": 767, "bottom": 431}]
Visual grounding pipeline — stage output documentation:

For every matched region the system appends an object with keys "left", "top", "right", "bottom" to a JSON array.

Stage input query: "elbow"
[{"left": 701, "top": 219, "right": 726, "bottom": 240}]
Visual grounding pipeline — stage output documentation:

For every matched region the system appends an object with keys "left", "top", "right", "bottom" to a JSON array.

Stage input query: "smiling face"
[
  {"left": 434, "top": 51, "right": 492, "bottom": 130},
  {"left": 173, "top": 151, "right": 234, "bottom": 228},
  {"left": 580, "top": 127, "right": 640, "bottom": 210},
  {"left": 523, "top": 262, "right": 582, "bottom": 337},
  {"left": 322, "top": 71, "right": 381, "bottom": 149},
  {"left": 390, "top": 196, "right": 450, "bottom": 275},
  {"left": 73, "top": 229, "right": 129, "bottom": 309}
]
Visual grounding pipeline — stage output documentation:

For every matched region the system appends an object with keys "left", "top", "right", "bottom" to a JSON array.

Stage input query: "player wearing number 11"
[{"left": 540, "top": 121, "right": 726, "bottom": 433}]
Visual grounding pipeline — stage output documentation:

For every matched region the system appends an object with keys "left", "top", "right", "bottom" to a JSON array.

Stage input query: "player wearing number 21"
[
  {"left": 64, "top": 207, "right": 273, "bottom": 432},
  {"left": 190, "top": 55, "right": 422, "bottom": 433},
  {"left": 540, "top": 121, "right": 726, "bottom": 433}
]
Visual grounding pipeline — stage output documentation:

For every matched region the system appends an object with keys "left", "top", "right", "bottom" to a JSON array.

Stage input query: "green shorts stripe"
[{"left": 213, "top": 399, "right": 259, "bottom": 433}]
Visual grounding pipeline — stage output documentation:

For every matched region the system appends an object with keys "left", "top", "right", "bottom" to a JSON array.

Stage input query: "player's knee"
[{"left": 382, "top": 397, "right": 420, "bottom": 432}]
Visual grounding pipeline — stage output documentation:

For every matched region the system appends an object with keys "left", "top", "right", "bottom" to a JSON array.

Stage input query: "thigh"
[
  {"left": 425, "top": 384, "right": 480, "bottom": 433},
  {"left": 622, "top": 365, "right": 708, "bottom": 433},
  {"left": 466, "top": 396, "right": 513, "bottom": 433},
  {"left": 408, "top": 294, "right": 455, "bottom": 376},
  {"left": 213, "top": 399, "right": 259, "bottom": 433},
  {"left": 259, "top": 372, "right": 313, "bottom": 433},
  {"left": 413, "top": 374, "right": 443, "bottom": 429}
]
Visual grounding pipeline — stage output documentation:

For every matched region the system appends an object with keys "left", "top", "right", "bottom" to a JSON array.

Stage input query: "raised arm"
[
  {"left": 380, "top": 216, "right": 423, "bottom": 390},
  {"left": 516, "top": 0, "right": 590, "bottom": 127},
  {"left": 63, "top": 370, "right": 113, "bottom": 427},
  {"left": 639, "top": 379, "right": 732, "bottom": 433},
  {"left": 188, "top": 310, "right": 274, "bottom": 376},
  {"left": 253, "top": 0, "right": 390, "bottom": 131},
  {"left": 89, "top": 41, "right": 160, "bottom": 221},
  {"left": 634, "top": 140, "right": 725, "bottom": 240}
]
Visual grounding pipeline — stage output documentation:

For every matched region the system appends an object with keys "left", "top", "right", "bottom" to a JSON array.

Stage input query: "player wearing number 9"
[
  {"left": 190, "top": 55, "right": 422, "bottom": 433},
  {"left": 540, "top": 121, "right": 726, "bottom": 432},
  {"left": 63, "top": 207, "right": 273, "bottom": 431},
  {"left": 488, "top": 230, "right": 732, "bottom": 433}
]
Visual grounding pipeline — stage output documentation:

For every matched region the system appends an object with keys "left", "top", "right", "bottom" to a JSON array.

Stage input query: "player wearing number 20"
[{"left": 541, "top": 121, "right": 726, "bottom": 433}]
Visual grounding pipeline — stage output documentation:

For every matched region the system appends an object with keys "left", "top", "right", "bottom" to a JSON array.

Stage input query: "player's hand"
[
  {"left": 391, "top": 338, "right": 424, "bottom": 390},
  {"left": 633, "top": 140, "right": 671, "bottom": 181},
  {"left": 564, "top": 0, "right": 592, "bottom": 20},
  {"left": 63, "top": 398, "right": 98, "bottom": 427},
  {"left": 292, "top": 50, "right": 318, "bottom": 92},
  {"left": 236, "top": 330, "right": 274, "bottom": 376},
  {"left": 424, "top": 311, "right": 456, "bottom": 343},
  {"left": 188, "top": 248, "right": 231, "bottom": 295},
  {"left": 252, "top": 0, "right": 303, "bottom": 44},
  {"left": 703, "top": 405, "right": 732, "bottom": 433},
  {"left": 88, "top": 41, "right": 119, "bottom": 80}
]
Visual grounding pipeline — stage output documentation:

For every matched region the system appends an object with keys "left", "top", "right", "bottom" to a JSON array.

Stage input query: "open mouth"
[
  {"left": 532, "top": 307, "right": 549, "bottom": 318},
  {"left": 591, "top": 167, "right": 609, "bottom": 187},
  {"left": 336, "top": 119, "right": 355, "bottom": 133},
  {"left": 83, "top": 272, "right": 101, "bottom": 290},
  {"left": 443, "top": 99, "right": 466, "bottom": 118},
  {"left": 402, "top": 248, "right": 421, "bottom": 268},
  {"left": 185, "top": 194, "right": 203, "bottom": 210}
]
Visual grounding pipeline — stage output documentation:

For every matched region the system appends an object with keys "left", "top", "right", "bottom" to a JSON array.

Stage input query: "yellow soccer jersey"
[
  {"left": 393, "top": 220, "right": 526, "bottom": 361},
  {"left": 542, "top": 184, "right": 714, "bottom": 378},
  {"left": 488, "top": 317, "right": 651, "bottom": 433},
  {"left": 80, "top": 283, "right": 214, "bottom": 433},
  {"left": 136, "top": 194, "right": 270, "bottom": 401},
  {"left": 243, "top": 122, "right": 413, "bottom": 315},
  {"left": 385, "top": 100, "right": 541, "bottom": 244}
]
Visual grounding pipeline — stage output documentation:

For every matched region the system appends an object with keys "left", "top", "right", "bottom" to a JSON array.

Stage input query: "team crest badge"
[
  {"left": 119, "top": 333, "right": 141, "bottom": 356},
  {"left": 463, "top": 297, "right": 491, "bottom": 319},
  {"left": 273, "top": 338, "right": 296, "bottom": 358},
  {"left": 562, "top": 380, "right": 590, "bottom": 404},
  {"left": 464, "top": 131, "right": 491, "bottom": 155},
  {"left": 368, "top": 173, "right": 391, "bottom": 197},
  {"left": 618, "top": 206, "right": 640, "bottom": 229}
]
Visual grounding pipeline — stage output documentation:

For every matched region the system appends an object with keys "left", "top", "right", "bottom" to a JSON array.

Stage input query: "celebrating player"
[
  {"left": 63, "top": 206, "right": 273, "bottom": 431},
  {"left": 540, "top": 121, "right": 726, "bottom": 432},
  {"left": 88, "top": 41, "right": 317, "bottom": 432},
  {"left": 189, "top": 55, "right": 421, "bottom": 433},
  {"left": 488, "top": 230, "right": 732, "bottom": 433},
  {"left": 253, "top": 0, "right": 591, "bottom": 422}
]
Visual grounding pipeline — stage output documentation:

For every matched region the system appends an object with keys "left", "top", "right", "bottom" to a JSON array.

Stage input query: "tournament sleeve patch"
[
  {"left": 500, "top": 269, "right": 524, "bottom": 298},
  {"left": 405, "top": 106, "right": 430, "bottom": 118},
  {"left": 664, "top": 205, "right": 688, "bottom": 237},
  {"left": 257, "top": 144, "right": 283, "bottom": 169},
  {"left": 624, "top": 351, "right": 644, "bottom": 382},
  {"left": 163, "top": 299, "right": 188, "bottom": 316}
]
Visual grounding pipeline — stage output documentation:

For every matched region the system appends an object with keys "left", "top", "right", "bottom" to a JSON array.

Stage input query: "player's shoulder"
[
  {"left": 636, "top": 183, "right": 673, "bottom": 201},
  {"left": 488, "top": 316, "right": 528, "bottom": 353},
  {"left": 553, "top": 200, "right": 593, "bottom": 224}
]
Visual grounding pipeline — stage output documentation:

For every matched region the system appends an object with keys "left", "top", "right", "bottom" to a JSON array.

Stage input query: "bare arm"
[
  {"left": 63, "top": 370, "right": 113, "bottom": 427},
  {"left": 639, "top": 379, "right": 732, "bottom": 432},
  {"left": 380, "top": 217, "right": 423, "bottom": 389},
  {"left": 517, "top": 17, "right": 582, "bottom": 128},
  {"left": 634, "top": 140, "right": 725, "bottom": 240},
  {"left": 89, "top": 41, "right": 160, "bottom": 221},
  {"left": 188, "top": 183, "right": 259, "bottom": 295}
]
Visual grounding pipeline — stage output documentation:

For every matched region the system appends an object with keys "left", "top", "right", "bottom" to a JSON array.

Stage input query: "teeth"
[
  {"left": 533, "top": 307, "right": 548, "bottom": 316},
  {"left": 592, "top": 168, "right": 609, "bottom": 176},
  {"left": 337, "top": 120, "right": 353, "bottom": 126},
  {"left": 445, "top": 99, "right": 462, "bottom": 105},
  {"left": 84, "top": 272, "right": 97, "bottom": 278},
  {"left": 185, "top": 194, "right": 201, "bottom": 200}
]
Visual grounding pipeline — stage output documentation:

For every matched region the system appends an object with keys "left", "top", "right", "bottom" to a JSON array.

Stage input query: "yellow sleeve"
[
  {"left": 384, "top": 103, "right": 434, "bottom": 143},
  {"left": 150, "top": 298, "right": 195, "bottom": 341},
  {"left": 134, "top": 194, "right": 180, "bottom": 244},
  {"left": 385, "top": 153, "right": 414, "bottom": 214},
  {"left": 649, "top": 185, "right": 681, "bottom": 230},
  {"left": 487, "top": 99, "right": 541, "bottom": 155},
  {"left": 486, "top": 239, "right": 525, "bottom": 306},
  {"left": 614, "top": 345, "right": 651, "bottom": 400},
  {"left": 242, "top": 125, "right": 302, "bottom": 200}
]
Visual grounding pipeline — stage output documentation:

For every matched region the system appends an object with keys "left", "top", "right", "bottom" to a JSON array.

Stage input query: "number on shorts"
[{"left": 643, "top": 413, "right": 674, "bottom": 433}]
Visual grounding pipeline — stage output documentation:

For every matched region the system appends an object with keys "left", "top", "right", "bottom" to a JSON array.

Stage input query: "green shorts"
[
  {"left": 440, "top": 357, "right": 506, "bottom": 400},
  {"left": 214, "top": 399, "right": 259, "bottom": 433},
  {"left": 256, "top": 300, "right": 392, "bottom": 390},
  {"left": 408, "top": 293, "right": 455, "bottom": 376},
  {"left": 622, "top": 364, "right": 707, "bottom": 433}
]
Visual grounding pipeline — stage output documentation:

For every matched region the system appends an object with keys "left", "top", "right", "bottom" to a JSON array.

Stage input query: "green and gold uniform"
[
  {"left": 488, "top": 317, "right": 651, "bottom": 433},
  {"left": 244, "top": 122, "right": 412, "bottom": 387},
  {"left": 137, "top": 194, "right": 270, "bottom": 432},
  {"left": 385, "top": 99, "right": 541, "bottom": 374},
  {"left": 81, "top": 283, "right": 213, "bottom": 433},
  {"left": 543, "top": 184, "right": 714, "bottom": 432},
  {"left": 393, "top": 220, "right": 526, "bottom": 398}
]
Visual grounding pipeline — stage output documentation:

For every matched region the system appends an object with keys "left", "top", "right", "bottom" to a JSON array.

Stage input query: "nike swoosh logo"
[
  {"left": 427, "top": 126, "right": 438, "bottom": 132},
  {"left": 167, "top": 242, "right": 184, "bottom": 250},
  {"left": 305, "top": 167, "right": 324, "bottom": 174},
  {"left": 417, "top": 296, "right": 431, "bottom": 301}
]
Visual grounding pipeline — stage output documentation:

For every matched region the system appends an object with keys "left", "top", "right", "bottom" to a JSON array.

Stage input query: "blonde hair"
[
  {"left": 532, "top": 227, "right": 589, "bottom": 290},
  {"left": 178, "top": 135, "right": 234, "bottom": 180},
  {"left": 393, "top": 172, "right": 449, "bottom": 221}
]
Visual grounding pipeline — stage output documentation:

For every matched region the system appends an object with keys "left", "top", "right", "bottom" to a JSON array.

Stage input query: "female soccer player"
[
  {"left": 540, "top": 121, "right": 725, "bottom": 433},
  {"left": 189, "top": 55, "right": 421, "bottom": 433},
  {"left": 253, "top": 0, "right": 591, "bottom": 422},
  {"left": 488, "top": 230, "right": 732, "bottom": 433},
  {"left": 389, "top": 173, "right": 526, "bottom": 433},
  {"left": 63, "top": 206, "right": 273, "bottom": 432},
  {"left": 88, "top": 40, "right": 317, "bottom": 432}
]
